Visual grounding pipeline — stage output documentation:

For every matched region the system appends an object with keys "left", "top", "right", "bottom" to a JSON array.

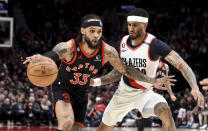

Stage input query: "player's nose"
[{"left": 94, "top": 32, "right": 99, "bottom": 38}]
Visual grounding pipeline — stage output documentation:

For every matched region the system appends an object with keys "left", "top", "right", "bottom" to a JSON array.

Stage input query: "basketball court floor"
[{"left": 0, "top": 126, "right": 204, "bottom": 131}]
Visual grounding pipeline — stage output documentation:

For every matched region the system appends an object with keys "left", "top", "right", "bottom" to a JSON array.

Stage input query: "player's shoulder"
[
  {"left": 56, "top": 40, "right": 74, "bottom": 50},
  {"left": 146, "top": 33, "right": 156, "bottom": 42}
]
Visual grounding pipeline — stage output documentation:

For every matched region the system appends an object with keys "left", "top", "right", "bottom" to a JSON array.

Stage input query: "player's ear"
[{"left": 81, "top": 28, "right": 85, "bottom": 35}]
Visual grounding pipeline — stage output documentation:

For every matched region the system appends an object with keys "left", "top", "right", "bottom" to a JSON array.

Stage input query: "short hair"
[
  {"left": 81, "top": 14, "right": 101, "bottom": 27},
  {"left": 128, "top": 8, "right": 149, "bottom": 18}
]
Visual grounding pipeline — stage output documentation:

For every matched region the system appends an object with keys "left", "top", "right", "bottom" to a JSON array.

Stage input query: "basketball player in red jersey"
[
  {"left": 91, "top": 8, "right": 204, "bottom": 131},
  {"left": 23, "top": 14, "right": 174, "bottom": 131},
  {"left": 156, "top": 60, "right": 176, "bottom": 101}
]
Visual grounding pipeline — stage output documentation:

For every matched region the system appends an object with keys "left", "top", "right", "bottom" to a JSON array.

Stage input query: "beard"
[
  {"left": 129, "top": 29, "right": 143, "bottom": 40},
  {"left": 83, "top": 35, "right": 99, "bottom": 49}
]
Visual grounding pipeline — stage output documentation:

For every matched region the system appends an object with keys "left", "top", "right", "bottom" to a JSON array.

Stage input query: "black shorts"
[{"left": 51, "top": 84, "right": 88, "bottom": 127}]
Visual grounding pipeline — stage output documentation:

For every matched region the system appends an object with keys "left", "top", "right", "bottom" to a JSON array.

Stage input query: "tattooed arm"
[
  {"left": 52, "top": 41, "right": 74, "bottom": 61},
  {"left": 165, "top": 50, "right": 204, "bottom": 108},
  {"left": 102, "top": 44, "right": 167, "bottom": 84},
  {"left": 99, "top": 69, "right": 122, "bottom": 85},
  {"left": 165, "top": 50, "right": 198, "bottom": 90},
  {"left": 23, "top": 40, "right": 74, "bottom": 64}
]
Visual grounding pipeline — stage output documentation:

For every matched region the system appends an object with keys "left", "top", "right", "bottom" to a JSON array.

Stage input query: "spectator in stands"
[
  {"left": 86, "top": 106, "right": 101, "bottom": 127},
  {"left": 40, "top": 96, "right": 53, "bottom": 126},
  {"left": 185, "top": 95, "right": 198, "bottom": 128},
  {"left": 94, "top": 96, "right": 106, "bottom": 114},
  {"left": 1, "top": 98, "right": 14, "bottom": 126},
  {"left": 176, "top": 98, "right": 187, "bottom": 127},
  {"left": 13, "top": 97, "right": 26, "bottom": 126},
  {"left": 28, "top": 96, "right": 41, "bottom": 125},
  {"left": 25, "top": 102, "right": 36, "bottom": 126}
]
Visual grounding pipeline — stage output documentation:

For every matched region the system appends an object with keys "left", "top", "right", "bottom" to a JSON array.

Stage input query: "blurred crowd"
[{"left": 0, "top": 0, "right": 208, "bottom": 129}]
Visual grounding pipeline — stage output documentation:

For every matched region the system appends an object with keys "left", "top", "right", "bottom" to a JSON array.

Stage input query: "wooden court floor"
[{"left": 0, "top": 126, "right": 203, "bottom": 131}]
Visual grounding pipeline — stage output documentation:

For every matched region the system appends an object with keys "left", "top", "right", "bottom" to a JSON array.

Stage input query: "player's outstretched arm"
[
  {"left": 102, "top": 44, "right": 175, "bottom": 85},
  {"left": 23, "top": 40, "right": 74, "bottom": 64},
  {"left": 165, "top": 50, "right": 204, "bottom": 108},
  {"left": 90, "top": 69, "right": 122, "bottom": 86}
]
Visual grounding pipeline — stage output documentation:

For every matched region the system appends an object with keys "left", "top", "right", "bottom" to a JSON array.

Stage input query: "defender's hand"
[
  {"left": 200, "top": 78, "right": 208, "bottom": 90},
  {"left": 153, "top": 83, "right": 169, "bottom": 90},
  {"left": 23, "top": 54, "right": 42, "bottom": 64},
  {"left": 152, "top": 75, "right": 176, "bottom": 90},
  {"left": 155, "top": 75, "right": 176, "bottom": 85},
  {"left": 191, "top": 89, "right": 205, "bottom": 109}
]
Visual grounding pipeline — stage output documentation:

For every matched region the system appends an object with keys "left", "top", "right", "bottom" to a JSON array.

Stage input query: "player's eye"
[
  {"left": 133, "top": 24, "right": 137, "bottom": 27},
  {"left": 90, "top": 30, "right": 95, "bottom": 33},
  {"left": 97, "top": 30, "right": 102, "bottom": 34}
]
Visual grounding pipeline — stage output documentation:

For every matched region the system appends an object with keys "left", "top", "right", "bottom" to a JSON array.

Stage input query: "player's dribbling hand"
[
  {"left": 191, "top": 89, "right": 205, "bottom": 109},
  {"left": 200, "top": 78, "right": 208, "bottom": 90},
  {"left": 23, "top": 54, "right": 42, "bottom": 64}
]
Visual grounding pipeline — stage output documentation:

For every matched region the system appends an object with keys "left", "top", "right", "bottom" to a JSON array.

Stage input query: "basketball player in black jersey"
[
  {"left": 156, "top": 60, "right": 176, "bottom": 101},
  {"left": 92, "top": 8, "right": 205, "bottom": 131},
  {"left": 23, "top": 14, "right": 174, "bottom": 131}
]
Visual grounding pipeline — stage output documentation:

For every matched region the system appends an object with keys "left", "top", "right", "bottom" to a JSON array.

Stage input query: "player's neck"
[
  {"left": 81, "top": 42, "right": 97, "bottom": 55},
  {"left": 131, "top": 32, "right": 146, "bottom": 46}
]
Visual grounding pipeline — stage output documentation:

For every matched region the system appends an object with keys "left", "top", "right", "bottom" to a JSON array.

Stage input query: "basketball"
[{"left": 27, "top": 56, "right": 58, "bottom": 87}]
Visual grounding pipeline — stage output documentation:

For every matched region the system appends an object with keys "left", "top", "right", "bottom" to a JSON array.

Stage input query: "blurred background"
[{"left": 0, "top": 0, "right": 208, "bottom": 130}]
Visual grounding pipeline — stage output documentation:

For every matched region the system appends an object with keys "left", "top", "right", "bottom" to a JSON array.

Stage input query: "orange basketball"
[{"left": 27, "top": 56, "right": 58, "bottom": 87}]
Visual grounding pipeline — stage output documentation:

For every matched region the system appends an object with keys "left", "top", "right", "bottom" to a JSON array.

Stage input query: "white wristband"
[{"left": 92, "top": 78, "right": 101, "bottom": 86}]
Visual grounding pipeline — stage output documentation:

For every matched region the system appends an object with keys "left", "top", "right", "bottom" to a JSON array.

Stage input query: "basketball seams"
[
  {"left": 26, "top": 56, "right": 58, "bottom": 87},
  {"left": 27, "top": 63, "right": 57, "bottom": 71},
  {"left": 28, "top": 72, "right": 58, "bottom": 77}
]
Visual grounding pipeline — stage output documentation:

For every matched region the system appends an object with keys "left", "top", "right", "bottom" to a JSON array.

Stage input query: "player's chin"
[{"left": 129, "top": 35, "right": 137, "bottom": 40}]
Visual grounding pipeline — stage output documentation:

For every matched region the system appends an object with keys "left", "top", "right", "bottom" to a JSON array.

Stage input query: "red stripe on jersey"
[
  {"left": 102, "top": 41, "right": 105, "bottom": 66},
  {"left": 50, "top": 85, "right": 55, "bottom": 118},
  {"left": 62, "top": 39, "right": 77, "bottom": 64},
  {"left": 128, "top": 78, "right": 147, "bottom": 90},
  {"left": 79, "top": 41, "right": 100, "bottom": 58},
  {"left": 74, "top": 121, "right": 85, "bottom": 127}
]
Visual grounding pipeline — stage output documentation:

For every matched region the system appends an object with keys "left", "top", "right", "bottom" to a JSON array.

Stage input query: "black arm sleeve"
[
  {"left": 149, "top": 39, "right": 172, "bottom": 60},
  {"left": 43, "top": 51, "right": 59, "bottom": 62}
]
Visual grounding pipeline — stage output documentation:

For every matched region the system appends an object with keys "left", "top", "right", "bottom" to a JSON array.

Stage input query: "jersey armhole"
[{"left": 148, "top": 38, "right": 160, "bottom": 62}]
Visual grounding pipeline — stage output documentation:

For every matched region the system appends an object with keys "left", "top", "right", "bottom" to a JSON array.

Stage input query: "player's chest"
[{"left": 61, "top": 59, "right": 101, "bottom": 75}]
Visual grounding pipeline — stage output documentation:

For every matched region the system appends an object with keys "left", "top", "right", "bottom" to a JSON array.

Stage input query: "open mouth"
[{"left": 92, "top": 40, "right": 98, "bottom": 44}]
